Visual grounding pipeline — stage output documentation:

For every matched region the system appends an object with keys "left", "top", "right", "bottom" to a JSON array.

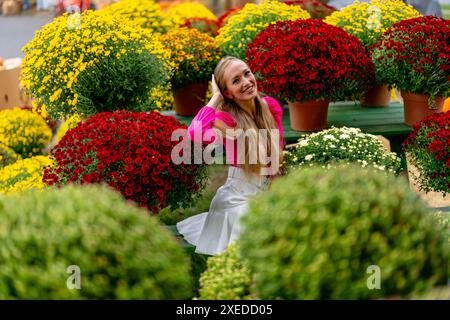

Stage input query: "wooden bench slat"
[{"left": 161, "top": 101, "right": 412, "bottom": 143}]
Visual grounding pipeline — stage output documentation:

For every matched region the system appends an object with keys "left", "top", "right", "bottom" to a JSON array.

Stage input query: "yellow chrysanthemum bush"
[
  {"left": 0, "top": 155, "right": 53, "bottom": 194},
  {"left": 163, "top": 1, "right": 217, "bottom": 29},
  {"left": 100, "top": 0, "right": 171, "bottom": 34},
  {"left": 324, "top": 0, "right": 420, "bottom": 49},
  {"left": 216, "top": 0, "right": 310, "bottom": 60},
  {"left": 0, "top": 108, "right": 52, "bottom": 158},
  {"left": 21, "top": 10, "right": 173, "bottom": 118},
  {"left": 159, "top": 27, "right": 222, "bottom": 90}
]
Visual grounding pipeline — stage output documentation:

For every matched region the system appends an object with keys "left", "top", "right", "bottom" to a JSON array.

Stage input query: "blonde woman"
[{"left": 176, "top": 56, "right": 284, "bottom": 256}]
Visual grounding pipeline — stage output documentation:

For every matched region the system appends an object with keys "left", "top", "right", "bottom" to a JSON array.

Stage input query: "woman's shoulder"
[{"left": 215, "top": 110, "right": 237, "bottom": 127}]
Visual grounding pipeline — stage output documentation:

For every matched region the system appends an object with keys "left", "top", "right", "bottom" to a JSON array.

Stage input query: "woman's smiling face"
[{"left": 223, "top": 60, "right": 257, "bottom": 102}]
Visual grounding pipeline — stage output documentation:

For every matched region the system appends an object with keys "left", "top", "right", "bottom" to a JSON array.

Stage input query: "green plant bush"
[
  {"left": 434, "top": 212, "right": 450, "bottom": 247},
  {"left": 240, "top": 165, "right": 449, "bottom": 299},
  {"left": 0, "top": 184, "right": 192, "bottom": 299},
  {"left": 199, "top": 244, "right": 254, "bottom": 300},
  {"left": 73, "top": 42, "right": 167, "bottom": 116}
]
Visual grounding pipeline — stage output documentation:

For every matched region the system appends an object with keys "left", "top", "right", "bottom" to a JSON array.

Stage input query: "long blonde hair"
[{"left": 213, "top": 56, "right": 282, "bottom": 176}]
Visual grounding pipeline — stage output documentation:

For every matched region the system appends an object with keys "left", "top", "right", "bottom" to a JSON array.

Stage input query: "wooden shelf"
[{"left": 160, "top": 101, "right": 412, "bottom": 143}]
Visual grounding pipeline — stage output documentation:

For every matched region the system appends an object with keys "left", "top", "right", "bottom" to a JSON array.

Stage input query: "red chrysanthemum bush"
[
  {"left": 371, "top": 16, "right": 450, "bottom": 103},
  {"left": 43, "top": 110, "right": 208, "bottom": 213},
  {"left": 246, "top": 19, "right": 374, "bottom": 103},
  {"left": 403, "top": 112, "right": 450, "bottom": 196}
]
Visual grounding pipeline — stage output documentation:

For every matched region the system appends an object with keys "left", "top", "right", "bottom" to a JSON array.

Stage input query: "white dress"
[{"left": 176, "top": 166, "right": 270, "bottom": 256}]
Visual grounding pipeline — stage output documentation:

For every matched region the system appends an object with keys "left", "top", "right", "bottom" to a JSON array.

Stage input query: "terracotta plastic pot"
[
  {"left": 287, "top": 99, "right": 330, "bottom": 132},
  {"left": 173, "top": 82, "right": 208, "bottom": 116},
  {"left": 401, "top": 91, "right": 444, "bottom": 126},
  {"left": 360, "top": 85, "right": 391, "bottom": 107}
]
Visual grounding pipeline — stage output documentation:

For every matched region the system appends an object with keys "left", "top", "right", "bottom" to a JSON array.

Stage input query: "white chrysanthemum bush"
[{"left": 284, "top": 127, "right": 402, "bottom": 174}]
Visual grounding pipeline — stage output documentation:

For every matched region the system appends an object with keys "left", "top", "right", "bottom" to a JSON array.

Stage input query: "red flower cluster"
[
  {"left": 246, "top": 19, "right": 374, "bottom": 103},
  {"left": 403, "top": 112, "right": 450, "bottom": 194},
  {"left": 182, "top": 18, "right": 219, "bottom": 37},
  {"left": 371, "top": 16, "right": 450, "bottom": 97},
  {"left": 43, "top": 110, "right": 208, "bottom": 213},
  {"left": 283, "top": 0, "right": 336, "bottom": 19},
  {"left": 217, "top": 7, "right": 242, "bottom": 28}
]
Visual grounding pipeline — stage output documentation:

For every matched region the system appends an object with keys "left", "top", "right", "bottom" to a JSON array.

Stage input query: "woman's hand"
[
  {"left": 211, "top": 74, "right": 220, "bottom": 96},
  {"left": 208, "top": 74, "right": 224, "bottom": 109}
]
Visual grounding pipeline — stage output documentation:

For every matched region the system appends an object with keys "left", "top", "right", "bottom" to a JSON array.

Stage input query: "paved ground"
[{"left": 0, "top": 9, "right": 54, "bottom": 60}]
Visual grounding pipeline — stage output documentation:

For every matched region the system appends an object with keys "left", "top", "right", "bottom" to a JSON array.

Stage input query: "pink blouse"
[{"left": 187, "top": 96, "right": 284, "bottom": 167}]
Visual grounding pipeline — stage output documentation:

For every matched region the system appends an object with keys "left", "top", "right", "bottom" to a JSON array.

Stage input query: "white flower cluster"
[{"left": 285, "top": 126, "right": 401, "bottom": 174}]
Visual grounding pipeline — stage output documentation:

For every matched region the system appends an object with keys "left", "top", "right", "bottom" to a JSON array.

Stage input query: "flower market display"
[
  {"left": 284, "top": 127, "right": 401, "bottom": 174},
  {"left": 403, "top": 112, "right": 450, "bottom": 196},
  {"left": 371, "top": 16, "right": 450, "bottom": 108},
  {"left": 100, "top": 0, "right": 170, "bottom": 34},
  {"left": 0, "top": 156, "right": 53, "bottom": 194},
  {"left": 216, "top": 0, "right": 310, "bottom": 60},
  {"left": 0, "top": 0, "right": 448, "bottom": 301},
  {"left": 0, "top": 108, "right": 52, "bottom": 158},
  {"left": 324, "top": 0, "right": 420, "bottom": 49},
  {"left": 21, "top": 10, "right": 172, "bottom": 119},
  {"left": 43, "top": 111, "right": 208, "bottom": 213},
  {"left": 246, "top": 19, "right": 374, "bottom": 103},
  {"left": 283, "top": 0, "right": 336, "bottom": 20},
  {"left": 0, "top": 185, "right": 192, "bottom": 299}
]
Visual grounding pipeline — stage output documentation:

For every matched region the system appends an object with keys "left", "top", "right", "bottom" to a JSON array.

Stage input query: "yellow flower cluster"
[
  {"left": 324, "top": 0, "right": 420, "bottom": 48},
  {"left": 159, "top": 28, "right": 222, "bottom": 89},
  {"left": 0, "top": 143, "right": 19, "bottom": 168},
  {"left": 164, "top": 2, "right": 217, "bottom": 29},
  {"left": 21, "top": 10, "right": 173, "bottom": 118},
  {"left": 0, "top": 108, "right": 52, "bottom": 158},
  {"left": 216, "top": 0, "right": 310, "bottom": 60},
  {"left": 149, "top": 84, "right": 175, "bottom": 111},
  {"left": 0, "top": 155, "right": 53, "bottom": 194},
  {"left": 101, "top": 0, "right": 171, "bottom": 34},
  {"left": 56, "top": 113, "right": 81, "bottom": 143}
]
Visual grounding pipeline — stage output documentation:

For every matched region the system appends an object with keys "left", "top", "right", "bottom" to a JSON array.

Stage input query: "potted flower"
[
  {"left": 283, "top": 0, "right": 336, "bottom": 20},
  {"left": 324, "top": 0, "right": 420, "bottom": 107},
  {"left": 21, "top": 10, "right": 171, "bottom": 119},
  {"left": 216, "top": 0, "right": 310, "bottom": 60},
  {"left": 372, "top": 16, "right": 450, "bottom": 125},
  {"left": 0, "top": 107, "right": 52, "bottom": 158},
  {"left": 403, "top": 112, "right": 450, "bottom": 198},
  {"left": 246, "top": 19, "right": 374, "bottom": 131},
  {"left": 43, "top": 110, "right": 209, "bottom": 214},
  {"left": 159, "top": 27, "right": 222, "bottom": 116},
  {"left": 284, "top": 126, "right": 401, "bottom": 174}
]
